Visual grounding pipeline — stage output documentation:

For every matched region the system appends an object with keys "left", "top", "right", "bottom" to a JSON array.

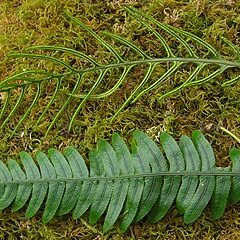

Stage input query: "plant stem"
[{"left": 219, "top": 126, "right": 240, "bottom": 144}]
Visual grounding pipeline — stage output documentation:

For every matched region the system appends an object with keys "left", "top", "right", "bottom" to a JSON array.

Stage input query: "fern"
[
  {"left": 0, "top": 7, "right": 239, "bottom": 136},
  {"left": 0, "top": 129, "right": 239, "bottom": 232}
]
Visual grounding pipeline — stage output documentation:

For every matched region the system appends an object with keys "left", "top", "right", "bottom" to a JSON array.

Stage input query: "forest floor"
[{"left": 0, "top": 0, "right": 240, "bottom": 239}]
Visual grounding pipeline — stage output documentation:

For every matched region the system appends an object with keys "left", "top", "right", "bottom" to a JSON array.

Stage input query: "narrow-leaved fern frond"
[{"left": 0, "top": 7, "right": 239, "bottom": 136}]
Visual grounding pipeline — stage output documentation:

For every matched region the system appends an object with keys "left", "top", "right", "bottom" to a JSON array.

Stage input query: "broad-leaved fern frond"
[{"left": 0, "top": 130, "right": 239, "bottom": 233}]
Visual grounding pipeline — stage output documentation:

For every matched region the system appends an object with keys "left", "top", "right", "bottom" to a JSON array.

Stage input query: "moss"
[{"left": 0, "top": 0, "right": 240, "bottom": 238}]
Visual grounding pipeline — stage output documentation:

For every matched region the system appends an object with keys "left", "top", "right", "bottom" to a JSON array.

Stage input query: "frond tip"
[{"left": 0, "top": 130, "right": 240, "bottom": 232}]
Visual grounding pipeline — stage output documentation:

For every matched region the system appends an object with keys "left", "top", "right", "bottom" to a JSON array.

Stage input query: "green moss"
[{"left": 0, "top": 0, "right": 240, "bottom": 238}]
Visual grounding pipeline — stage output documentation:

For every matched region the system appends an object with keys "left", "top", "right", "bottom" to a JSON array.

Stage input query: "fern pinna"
[
  {"left": 0, "top": 130, "right": 239, "bottom": 232},
  {"left": 0, "top": 6, "right": 239, "bottom": 136}
]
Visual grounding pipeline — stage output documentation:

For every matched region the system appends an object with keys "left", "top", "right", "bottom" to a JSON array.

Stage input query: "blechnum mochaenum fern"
[
  {"left": 0, "top": 6, "right": 239, "bottom": 136},
  {"left": 0, "top": 129, "right": 240, "bottom": 233}
]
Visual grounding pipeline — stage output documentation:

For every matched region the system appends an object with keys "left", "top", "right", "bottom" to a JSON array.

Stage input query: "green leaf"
[
  {"left": 111, "top": 133, "right": 142, "bottom": 232},
  {"left": 0, "top": 161, "right": 10, "bottom": 196},
  {"left": 26, "top": 151, "right": 49, "bottom": 218},
  {"left": 103, "top": 179, "right": 128, "bottom": 233},
  {"left": 131, "top": 139, "right": 152, "bottom": 221},
  {"left": 9, "top": 159, "right": 31, "bottom": 212},
  {"left": 15, "top": 152, "right": 40, "bottom": 213},
  {"left": 133, "top": 130, "right": 167, "bottom": 222},
  {"left": 39, "top": 150, "right": 61, "bottom": 224},
  {"left": 183, "top": 130, "right": 215, "bottom": 224},
  {"left": 211, "top": 167, "right": 231, "bottom": 220},
  {"left": 0, "top": 161, "right": 17, "bottom": 209},
  {"left": 103, "top": 137, "right": 130, "bottom": 233},
  {"left": 112, "top": 133, "right": 134, "bottom": 174},
  {"left": 229, "top": 148, "right": 240, "bottom": 203},
  {"left": 44, "top": 149, "right": 72, "bottom": 222},
  {"left": 58, "top": 147, "right": 88, "bottom": 215},
  {"left": 72, "top": 181, "right": 97, "bottom": 219},
  {"left": 120, "top": 178, "right": 144, "bottom": 232},
  {"left": 89, "top": 148, "right": 112, "bottom": 225},
  {"left": 176, "top": 135, "right": 200, "bottom": 214},
  {"left": 72, "top": 148, "right": 99, "bottom": 219},
  {"left": 150, "top": 132, "right": 185, "bottom": 222}
]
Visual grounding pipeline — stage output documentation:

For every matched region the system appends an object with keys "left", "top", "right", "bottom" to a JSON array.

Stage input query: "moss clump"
[{"left": 0, "top": 0, "right": 240, "bottom": 238}]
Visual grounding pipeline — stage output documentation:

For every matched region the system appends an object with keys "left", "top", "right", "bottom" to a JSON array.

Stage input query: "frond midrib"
[
  {"left": 80, "top": 57, "right": 239, "bottom": 73},
  {"left": 8, "top": 55, "right": 240, "bottom": 76},
  {"left": 2, "top": 56, "right": 237, "bottom": 90},
  {"left": 2, "top": 170, "right": 240, "bottom": 186}
]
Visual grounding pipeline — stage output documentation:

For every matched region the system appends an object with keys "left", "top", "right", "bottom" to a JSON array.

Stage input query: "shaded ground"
[{"left": 0, "top": 0, "right": 240, "bottom": 239}]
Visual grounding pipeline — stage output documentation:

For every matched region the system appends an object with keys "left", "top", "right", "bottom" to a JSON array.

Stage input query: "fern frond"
[
  {"left": 0, "top": 130, "right": 240, "bottom": 232},
  {"left": 1, "top": 7, "right": 239, "bottom": 135}
]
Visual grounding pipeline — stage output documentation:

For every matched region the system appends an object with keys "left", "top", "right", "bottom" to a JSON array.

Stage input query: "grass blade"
[
  {"left": 131, "top": 62, "right": 182, "bottom": 104},
  {"left": 45, "top": 73, "right": 83, "bottom": 136},
  {"left": 125, "top": 7, "right": 173, "bottom": 57},
  {"left": 111, "top": 63, "right": 156, "bottom": 121}
]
